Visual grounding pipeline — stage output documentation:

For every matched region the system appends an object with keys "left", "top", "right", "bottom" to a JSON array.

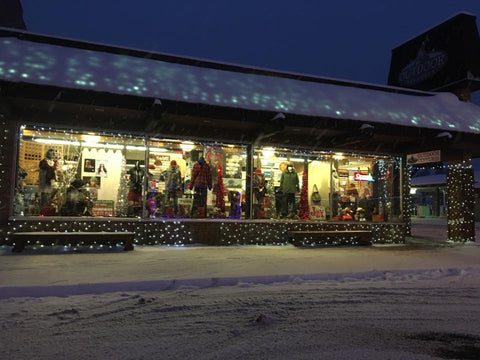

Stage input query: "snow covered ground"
[{"left": 1, "top": 219, "right": 479, "bottom": 359}]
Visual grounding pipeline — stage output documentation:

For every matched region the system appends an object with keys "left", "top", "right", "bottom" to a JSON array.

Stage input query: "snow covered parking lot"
[
  {"left": 1, "top": 221, "right": 480, "bottom": 359},
  {"left": 1, "top": 266, "right": 479, "bottom": 360}
]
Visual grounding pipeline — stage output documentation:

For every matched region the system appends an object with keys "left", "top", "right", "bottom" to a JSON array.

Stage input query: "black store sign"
[{"left": 388, "top": 13, "right": 480, "bottom": 91}]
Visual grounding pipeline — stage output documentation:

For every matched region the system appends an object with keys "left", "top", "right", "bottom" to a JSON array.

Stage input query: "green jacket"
[{"left": 280, "top": 170, "right": 299, "bottom": 194}]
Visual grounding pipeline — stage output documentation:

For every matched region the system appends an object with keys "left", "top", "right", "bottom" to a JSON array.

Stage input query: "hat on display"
[{"left": 71, "top": 179, "right": 84, "bottom": 189}]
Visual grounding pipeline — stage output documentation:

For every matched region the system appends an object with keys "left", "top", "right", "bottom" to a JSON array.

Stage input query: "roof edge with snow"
[{"left": 2, "top": 27, "right": 480, "bottom": 135}]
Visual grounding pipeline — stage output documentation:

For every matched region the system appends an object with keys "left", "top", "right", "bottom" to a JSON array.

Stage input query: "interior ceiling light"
[
  {"left": 82, "top": 134, "right": 100, "bottom": 143},
  {"left": 149, "top": 147, "right": 168, "bottom": 153},
  {"left": 34, "top": 138, "right": 81, "bottom": 146},
  {"left": 126, "top": 145, "right": 146, "bottom": 151},
  {"left": 180, "top": 141, "right": 195, "bottom": 151}
]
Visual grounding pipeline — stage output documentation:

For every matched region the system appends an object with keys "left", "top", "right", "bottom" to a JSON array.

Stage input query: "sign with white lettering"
[{"left": 353, "top": 172, "right": 374, "bottom": 182}]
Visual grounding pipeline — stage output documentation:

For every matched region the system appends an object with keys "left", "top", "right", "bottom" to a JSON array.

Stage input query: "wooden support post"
[
  {"left": 446, "top": 159, "right": 475, "bottom": 242},
  {"left": 245, "top": 144, "right": 252, "bottom": 219},
  {"left": 0, "top": 118, "right": 18, "bottom": 233},
  {"left": 401, "top": 156, "right": 412, "bottom": 237},
  {"left": 452, "top": 88, "right": 471, "bottom": 102}
]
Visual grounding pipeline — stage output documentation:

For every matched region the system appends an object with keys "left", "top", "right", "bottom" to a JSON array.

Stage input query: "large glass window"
[
  {"left": 332, "top": 154, "right": 402, "bottom": 222},
  {"left": 15, "top": 127, "right": 145, "bottom": 217},
  {"left": 253, "top": 146, "right": 401, "bottom": 222},
  {"left": 14, "top": 125, "right": 400, "bottom": 222},
  {"left": 253, "top": 147, "right": 331, "bottom": 220},
  {"left": 147, "top": 138, "right": 247, "bottom": 219}
]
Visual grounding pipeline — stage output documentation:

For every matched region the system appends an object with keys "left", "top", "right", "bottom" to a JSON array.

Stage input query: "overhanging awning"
[{"left": 2, "top": 28, "right": 480, "bottom": 136}]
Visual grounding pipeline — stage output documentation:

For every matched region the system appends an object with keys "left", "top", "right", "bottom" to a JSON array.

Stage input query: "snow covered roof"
[{"left": 2, "top": 29, "right": 480, "bottom": 134}]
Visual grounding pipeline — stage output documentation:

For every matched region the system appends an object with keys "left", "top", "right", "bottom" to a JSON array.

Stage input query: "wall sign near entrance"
[{"left": 407, "top": 150, "right": 441, "bottom": 165}]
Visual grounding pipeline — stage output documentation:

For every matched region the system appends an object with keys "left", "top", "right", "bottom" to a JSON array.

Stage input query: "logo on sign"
[
  {"left": 398, "top": 39, "right": 448, "bottom": 86},
  {"left": 354, "top": 172, "right": 374, "bottom": 182}
]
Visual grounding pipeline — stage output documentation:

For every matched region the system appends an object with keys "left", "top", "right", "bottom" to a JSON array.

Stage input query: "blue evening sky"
[{"left": 19, "top": 0, "right": 480, "bottom": 108}]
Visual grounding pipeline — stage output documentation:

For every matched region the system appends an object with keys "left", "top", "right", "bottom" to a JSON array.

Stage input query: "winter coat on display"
[
  {"left": 253, "top": 170, "right": 266, "bottom": 203},
  {"left": 38, "top": 158, "right": 57, "bottom": 189},
  {"left": 253, "top": 171, "right": 265, "bottom": 189},
  {"left": 128, "top": 165, "right": 144, "bottom": 193},
  {"left": 280, "top": 169, "right": 299, "bottom": 194},
  {"left": 190, "top": 159, "right": 212, "bottom": 190},
  {"left": 161, "top": 166, "right": 182, "bottom": 191},
  {"left": 266, "top": 179, "right": 276, "bottom": 213}
]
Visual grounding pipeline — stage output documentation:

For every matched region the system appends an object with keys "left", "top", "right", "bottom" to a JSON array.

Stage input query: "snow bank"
[
  {"left": 2, "top": 266, "right": 479, "bottom": 299},
  {"left": 1, "top": 266, "right": 479, "bottom": 360}
]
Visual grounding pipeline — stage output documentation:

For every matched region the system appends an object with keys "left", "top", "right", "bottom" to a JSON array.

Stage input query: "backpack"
[{"left": 311, "top": 184, "right": 322, "bottom": 204}]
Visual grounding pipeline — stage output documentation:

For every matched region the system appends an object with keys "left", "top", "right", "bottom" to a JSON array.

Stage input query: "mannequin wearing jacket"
[
  {"left": 331, "top": 168, "right": 341, "bottom": 218},
  {"left": 279, "top": 163, "right": 299, "bottom": 218},
  {"left": 252, "top": 168, "right": 266, "bottom": 218},
  {"left": 127, "top": 161, "right": 144, "bottom": 216},
  {"left": 161, "top": 160, "right": 182, "bottom": 215},
  {"left": 188, "top": 157, "right": 212, "bottom": 217},
  {"left": 38, "top": 148, "right": 57, "bottom": 207}
]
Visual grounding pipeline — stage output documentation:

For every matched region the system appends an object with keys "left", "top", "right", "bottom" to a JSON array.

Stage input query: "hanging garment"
[{"left": 280, "top": 169, "right": 299, "bottom": 194}]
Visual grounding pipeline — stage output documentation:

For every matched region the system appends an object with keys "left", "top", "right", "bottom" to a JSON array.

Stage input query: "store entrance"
[{"left": 411, "top": 186, "right": 446, "bottom": 217}]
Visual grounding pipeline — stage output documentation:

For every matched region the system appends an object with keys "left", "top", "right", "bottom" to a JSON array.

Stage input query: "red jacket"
[{"left": 190, "top": 161, "right": 212, "bottom": 190}]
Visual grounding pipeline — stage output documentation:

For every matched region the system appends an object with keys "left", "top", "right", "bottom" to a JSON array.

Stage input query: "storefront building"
[{"left": 1, "top": 28, "right": 480, "bottom": 248}]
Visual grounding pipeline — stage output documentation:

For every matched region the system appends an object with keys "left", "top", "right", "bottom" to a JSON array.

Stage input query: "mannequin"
[
  {"left": 228, "top": 190, "right": 241, "bottom": 219},
  {"left": 38, "top": 148, "right": 57, "bottom": 207},
  {"left": 161, "top": 160, "right": 182, "bottom": 215},
  {"left": 279, "top": 163, "right": 299, "bottom": 219},
  {"left": 332, "top": 168, "right": 340, "bottom": 192},
  {"left": 331, "top": 168, "right": 340, "bottom": 218},
  {"left": 252, "top": 168, "right": 266, "bottom": 218},
  {"left": 127, "top": 161, "right": 144, "bottom": 216},
  {"left": 358, "top": 187, "right": 374, "bottom": 221},
  {"left": 265, "top": 179, "right": 276, "bottom": 219},
  {"left": 189, "top": 156, "right": 212, "bottom": 217}
]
